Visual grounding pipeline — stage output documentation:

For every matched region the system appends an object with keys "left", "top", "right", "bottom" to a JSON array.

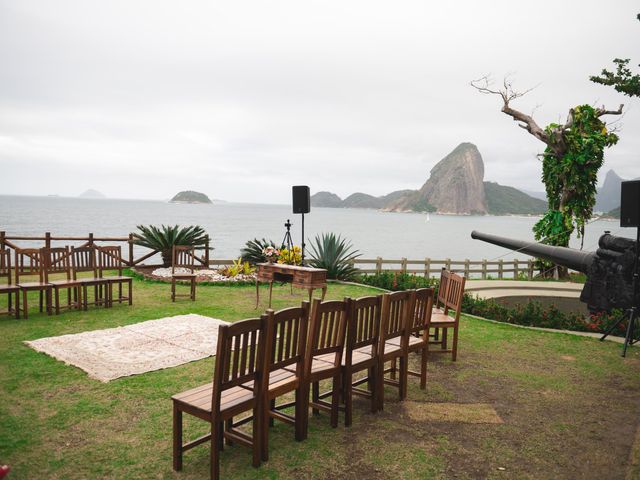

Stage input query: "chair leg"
[
  {"left": 210, "top": 420, "right": 221, "bottom": 480},
  {"left": 312, "top": 381, "right": 320, "bottom": 416},
  {"left": 171, "top": 279, "right": 176, "bottom": 302},
  {"left": 390, "top": 358, "right": 397, "bottom": 380},
  {"left": 420, "top": 346, "right": 428, "bottom": 390},
  {"left": 22, "top": 290, "right": 28, "bottom": 319},
  {"left": 225, "top": 418, "right": 234, "bottom": 446},
  {"left": 452, "top": 325, "right": 459, "bottom": 362},
  {"left": 261, "top": 397, "right": 270, "bottom": 462},
  {"left": 128, "top": 280, "right": 133, "bottom": 305},
  {"left": 55, "top": 288, "right": 60, "bottom": 315},
  {"left": 330, "top": 375, "right": 340, "bottom": 428},
  {"left": 172, "top": 404, "right": 183, "bottom": 471},
  {"left": 252, "top": 405, "right": 261, "bottom": 468},
  {"left": 399, "top": 355, "right": 408, "bottom": 400},
  {"left": 369, "top": 366, "right": 378, "bottom": 413},
  {"left": 377, "top": 361, "right": 385, "bottom": 411},
  {"left": 441, "top": 329, "right": 447, "bottom": 350},
  {"left": 269, "top": 399, "right": 275, "bottom": 427},
  {"left": 345, "top": 369, "right": 353, "bottom": 426},
  {"left": 295, "top": 386, "right": 307, "bottom": 441}
]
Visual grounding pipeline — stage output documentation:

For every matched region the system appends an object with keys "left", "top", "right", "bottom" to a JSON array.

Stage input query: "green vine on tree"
[{"left": 533, "top": 105, "right": 619, "bottom": 251}]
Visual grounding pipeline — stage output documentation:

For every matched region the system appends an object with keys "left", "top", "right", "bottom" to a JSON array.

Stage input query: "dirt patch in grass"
[{"left": 404, "top": 401, "right": 503, "bottom": 424}]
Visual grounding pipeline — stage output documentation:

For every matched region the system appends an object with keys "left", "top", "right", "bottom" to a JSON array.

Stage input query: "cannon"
[{"left": 470, "top": 230, "right": 639, "bottom": 313}]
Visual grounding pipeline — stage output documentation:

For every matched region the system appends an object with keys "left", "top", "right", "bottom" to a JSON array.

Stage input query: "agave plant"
[
  {"left": 307, "top": 233, "right": 361, "bottom": 280},
  {"left": 132, "top": 224, "right": 210, "bottom": 266},
  {"left": 240, "top": 238, "right": 279, "bottom": 265}
]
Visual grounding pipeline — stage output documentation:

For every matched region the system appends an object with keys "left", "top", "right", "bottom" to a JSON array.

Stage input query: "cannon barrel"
[{"left": 470, "top": 230, "right": 597, "bottom": 273}]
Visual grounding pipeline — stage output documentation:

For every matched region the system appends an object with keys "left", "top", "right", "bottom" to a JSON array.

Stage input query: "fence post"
[
  {"left": 45, "top": 232, "right": 51, "bottom": 249},
  {"left": 498, "top": 259, "right": 504, "bottom": 279},
  {"left": 464, "top": 259, "right": 470, "bottom": 278},
  {"left": 204, "top": 235, "right": 210, "bottom": 266},
  {"left": 401, "top": 257, "right": 407, "bottom": 274},
  {"left": 88, "top": 233, "right": 94, "bottom": 246},
  {"left": 445, "top": 258, "right": 451, "bottom": 271},
  {"left": 126, "top": 233, "right": 133, "bottom": 266},
  {"left": 376, "top": 257, "right": 382, "bottom": 274},
  {"left": 0, "top": 231, "right": 4, "bottom": 250},
  {"left": 528, "top": 259, "right": 534, "bottom": 280},
  {"left": 514, "top": 259, "right": 519, "bottom": 279},
  {"left": 482, "top": 259, "right": 487, "bottom": 279},
  {"left": 424, "top": 258, "right": 431, "bottom": 279}
]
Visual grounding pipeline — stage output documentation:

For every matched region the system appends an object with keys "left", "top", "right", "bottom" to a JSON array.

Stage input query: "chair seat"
[
  {"left": 17, "top": 282, "right": 51, "bottom": 289},
  {"left": 76, "top": 277, "right": 108, "bottom": 285},
  {"left": 381, "top": 341, "right": 402, "bottom": 358},
  {"left": 316, "top": 348, "right": 373, "bottom": 368},
  {"left": 309, "top": 357, "right": 336, "bottom": 374},
  {"left": 0, "top": 284, "right": 20, "bottom": 293},
  {"left": 243, "top": 368, "right": 297, "bottom": 392},
  {"left": 431, "top": 312, "right": 455, "bottom": 324},
  {"left": 172, "top": 383, "right": 255, "bottom": 414},
  {"left": 432, "top": 307, "right": 446, "bottom": 315},
  {"left": 102, "top": 276, "right": 132, "bottom": 281},
  {"left": 49, "top": 279, "right": 82, "bottom": 288},
  {"left": 386, "top": 336, "right": 423, "bottom": 348},
  {"left": 172, "top": 273, "right": 197, "bottom": 279}
]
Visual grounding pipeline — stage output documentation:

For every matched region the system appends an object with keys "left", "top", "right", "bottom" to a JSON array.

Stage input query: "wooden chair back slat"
[
  {"left": 382, "top": 290, "right": 414, "bottom": 342},
  {"left": 348, "top": 295, "right": 382, "bottom": 353},
  {"left": 96, "top": 246, "right": 124, "bottom": 274},
  {"left": 410, "top": 288, "right": 435, "bottom": 335},
  {"left": 15, "top": 248, "right": 45, "bottom": 283},
  {"left": 436, "top": 268, "right": 450, "bottom": 310},
  {"left": 44, "top": 246, "right": 72, "bottom": 281},
  {"left": 444, "top": 272, "right": 466, "bottom": 314},
  {"left": 71, "top": 246, "right": 98, "bottom": 276},
  {"left": 213, "top": 317, "right": 266, "bottom": 392},
  {"left": 307, "top": 299, "right": 348, "bottom": 360},
  {"left": 0, "top": 250, "right": 11, "bottom": 283},
  {"left": 264, "top": 305, "right": 309, "bottom": 373},
  {"left": 172, "top": 246, "right": 196, "bottom": 273}
]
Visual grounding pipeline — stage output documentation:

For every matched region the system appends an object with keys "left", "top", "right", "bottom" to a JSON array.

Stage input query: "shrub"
[
  {"left": 308, "top": 233, "right": 361, "bottom": 280},
  {"left": 132, "top": 224, "right": 210, "bottom": 267},
  {"left": 220, "top": 258, "right": 255, "bottom": 278},
  {"left": 357, "top": 272, "right": 436, "bottom": 291},
  {"left": 278, "top": 246, "right": 303, "bottom": 266},
  {"left": 240, "top": 238, "right": 279, "bottom": 265}
]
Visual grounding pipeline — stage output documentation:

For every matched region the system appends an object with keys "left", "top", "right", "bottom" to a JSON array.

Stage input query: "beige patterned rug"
[{"left": 25, "top": 314, "right": 229, "bottom": 382}]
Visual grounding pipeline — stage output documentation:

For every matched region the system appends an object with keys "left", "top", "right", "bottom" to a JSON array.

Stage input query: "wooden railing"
[
  {"left": 0, "top": 232, "right": 532, "bottom": 279},
  {"left": 0, "top": 231, "right": 210, "bottom": 267}
]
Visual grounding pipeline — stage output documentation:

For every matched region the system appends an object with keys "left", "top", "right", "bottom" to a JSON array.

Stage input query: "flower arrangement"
[
  {"left": 278, "top": 246, "right": 302, "bottom": 265},
  {"left": 262, "top": 246, "right": 280, "bottom": 263}
]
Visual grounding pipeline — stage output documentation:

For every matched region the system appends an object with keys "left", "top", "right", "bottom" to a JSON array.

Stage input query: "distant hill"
[
  {"left": 521, "top": 189, "right": 547, "bottom": 201},
  {"left": 605, "top": 206, "right": 620, "bottom": 219},
  {"left": 484, "top": 182, "right": 547, "bottom": 215},
  {"left": 78, "top": 189, "right": 106, "bottom": 199},
  {"left": 595, "top": 170, "right": 624, "bottom": 213},
  {"left": 311, "top": 143, "right": 546, "bottom": 215},
  {"left": 170, "top": 190, "right": 212, "bottom": 204}
]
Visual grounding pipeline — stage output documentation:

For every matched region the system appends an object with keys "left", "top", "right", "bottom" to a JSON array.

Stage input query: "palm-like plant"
[
  {"left": 307, "top": 233, "right": 361, "bottom": 280},
  {"left": 132, "top": 224, "right": 210, "bottom": 266},
  {"left": 240, "top": 238, "right": 279, "bottom": 265}
]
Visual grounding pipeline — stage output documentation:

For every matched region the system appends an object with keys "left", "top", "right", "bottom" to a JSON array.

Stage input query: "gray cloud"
[{"left": 1, "top": 0, "right": 638, "bottom": 203}]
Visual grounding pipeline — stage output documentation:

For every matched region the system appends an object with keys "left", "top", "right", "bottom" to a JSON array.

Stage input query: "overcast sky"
[{"left": 1, "top": 0, "right": 638, "bottom": 204}]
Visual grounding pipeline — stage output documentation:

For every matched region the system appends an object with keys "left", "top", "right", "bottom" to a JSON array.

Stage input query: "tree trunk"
[{"left": 162, "top": 250, "right": 172, "bottom": 267}]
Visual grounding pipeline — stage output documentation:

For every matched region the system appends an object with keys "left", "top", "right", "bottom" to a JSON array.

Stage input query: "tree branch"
[{"left": 596, "top": 104, "right": 624, "bottom": 117}]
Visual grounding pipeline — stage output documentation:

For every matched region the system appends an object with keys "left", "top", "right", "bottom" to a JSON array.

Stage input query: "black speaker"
[
  {"left": 621, "top": 180, "right": 640, "bottom": 227},
  {"left": 292, "top": 186, "right": 310, "bottom": 214}
]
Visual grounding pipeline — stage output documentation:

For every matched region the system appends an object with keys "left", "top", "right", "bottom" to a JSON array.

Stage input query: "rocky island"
[
  {"left": 170, "top": 190, "right": 212, "bottom": 204},
  {"left": 311, "top": 142, "right": 548, "bottom": 215}
]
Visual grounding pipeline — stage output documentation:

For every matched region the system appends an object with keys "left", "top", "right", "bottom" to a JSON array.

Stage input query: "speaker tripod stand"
[{"left": 600, "top": 224, "right": 640, "bottom": 357}]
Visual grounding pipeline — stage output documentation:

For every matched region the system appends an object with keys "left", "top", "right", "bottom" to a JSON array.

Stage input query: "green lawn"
[{"left": 1, "top": 276, "right": 640, "bottom": 479}]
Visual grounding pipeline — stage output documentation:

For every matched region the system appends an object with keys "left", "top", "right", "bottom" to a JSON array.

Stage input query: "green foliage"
[
  {"left": 308, "top": 233, "right": 361, "bottom": 280},
  {"left": 357, "top": 272, "right": 437, "bottom": 291},
  {"left": 462, "top": 294, "right": 628, "bottom": 334},
  {"left": 533, "top": 105, "right": 619, "bottom": 274},
  {"left": 132, "top": 224, "right": 209, "bottom": 266},
  {"left": 590, "top": 15, "right": 640, "bottom": 98},
  {"left": 240, "top": 238, "right": 278, "bottom": 264},
  {"left": 220, "top": 258, "right": 255, "bottom": 278}
]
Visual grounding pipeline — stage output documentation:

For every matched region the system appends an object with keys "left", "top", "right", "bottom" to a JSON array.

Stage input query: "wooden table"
[{"left": 255, "top": 263, "right": 328, "bottom": 308}]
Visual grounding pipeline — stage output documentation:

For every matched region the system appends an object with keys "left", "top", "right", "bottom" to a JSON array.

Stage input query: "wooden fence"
[
  {"left": 0, "top": 231, "right": 210, "bottom": 267},
  {"left": 0, "top": 232, "right": 533, "bottom": 279}
]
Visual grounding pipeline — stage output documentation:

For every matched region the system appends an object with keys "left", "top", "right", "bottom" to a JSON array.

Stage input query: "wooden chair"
[
  {"left": 387, "top": 288, "right": 434, "bottom": 389},
  {"left": 44, "top": 246, "right": 83, "bottom": 314},
  {"left": 172, "top": 317, "right": 266, "bottom": 479},
  {"left": 377, "top": 289, "right": 415, "bottom": 410},
  {"left": 306, "top": 298, "right": 349, "bottom": 429},
  {"left": 428, "top": 268, "right": 450, "bottom": 345},
  {"left": 15, "top": 248, "right": 52, "bottom": 319},
  {"left": 96, "top": 246, "right": 133, "bottom": 307},
  {"left": 260, "top": 304, "right": 310, "bottom": 461},
  {"left": 171, "top": 245, "right": 197, "bottom": 302},
  {"left": 341, "top": 294, "right": 383, "bottom": 426},
  {"left": 71, "top": 246, "right": 109, "bottom": 310},
  {"left": 428, "top": 272, "right": 466, "bottom": 361},
  {"left": 0, "top": 249, "right": 20, "bottom": 318}
]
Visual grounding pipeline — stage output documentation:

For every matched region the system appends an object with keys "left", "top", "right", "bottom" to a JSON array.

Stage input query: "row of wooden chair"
[
  {"left": 172, "top": 270, "right": 466, "bottom": 479},
  {"left": 0, "top": 245, "right": 132, "bottom": 319}
]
